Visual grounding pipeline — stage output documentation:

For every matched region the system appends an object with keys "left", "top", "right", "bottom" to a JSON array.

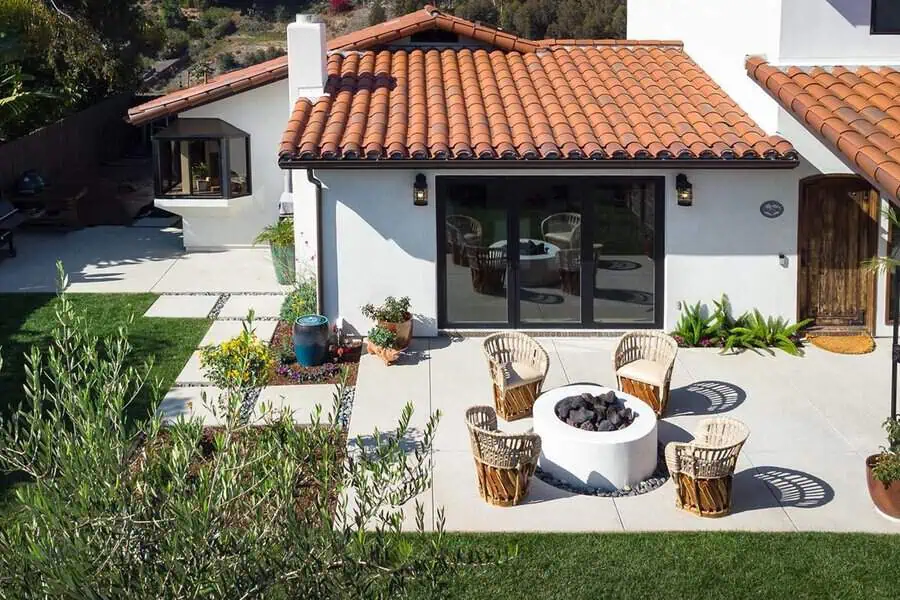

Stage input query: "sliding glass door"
[{"left": 437, "top": 176, "right": 663, "bottom": 329}]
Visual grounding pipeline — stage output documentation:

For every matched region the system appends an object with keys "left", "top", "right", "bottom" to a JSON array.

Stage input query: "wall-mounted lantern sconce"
[
  {"left": 413, "top": 173, "right": 428, "bottom": 206},
  {"left": 676, "top": 173, "right": 693, "bottom": 207}
]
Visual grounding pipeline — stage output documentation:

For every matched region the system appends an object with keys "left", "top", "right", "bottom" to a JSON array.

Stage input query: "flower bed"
[{"left": 268, "top": 321, "right": 360, "bottom": 386}]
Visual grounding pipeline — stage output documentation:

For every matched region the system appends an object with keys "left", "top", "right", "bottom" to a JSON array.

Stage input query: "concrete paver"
[{"left": 144, "top": 294, "right": 219, "bottom": 318}]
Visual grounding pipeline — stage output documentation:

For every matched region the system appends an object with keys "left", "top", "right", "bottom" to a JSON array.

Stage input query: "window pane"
[
  {"left": 518, "top": 182, "right": 582, "bottom": 324},
  {"left": 589, "top": 181, "right": 658, "bottom": 324},
  {"left": 872, "top": 0, "right": 900, "bottom": 33},
  {"left": 443, "top": 181, "right": 509, "bottom": 325},
  {"left": 227, "top": 137, "right": 250, "bottom": 196}
]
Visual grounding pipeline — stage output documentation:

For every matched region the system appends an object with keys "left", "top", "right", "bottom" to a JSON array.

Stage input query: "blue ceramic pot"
[{"left": 293, "top": 315, "right": 329, "bottom": 367}]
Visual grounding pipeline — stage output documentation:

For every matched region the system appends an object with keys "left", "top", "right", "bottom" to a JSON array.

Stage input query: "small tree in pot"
[
  {"left": 362, "top": 296, "right": 413, "bottom": 349},
  {"left": 866, "top": 417, "right": 900, "bottom": 519},
  {"left": 367, "top": 324, "right": 402, "bottom": 365},
  {"left": 255, "top": 217, "right": 295, "bottom": 284}
]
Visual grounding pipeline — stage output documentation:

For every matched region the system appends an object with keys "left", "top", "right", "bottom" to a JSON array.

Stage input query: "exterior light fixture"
[
  {"left": 413, "top": 173, "right": 428, "bottom": 206},
  {"left": 676, "top": 173, "right": 693, "bottom": 207}
]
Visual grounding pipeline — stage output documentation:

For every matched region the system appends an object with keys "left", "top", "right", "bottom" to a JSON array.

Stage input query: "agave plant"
[
  {"left": 671, "top": 301, "right": 719, "bottom": 347},
  {"left": 724, "top": 309, "right": 812, "bottom": 356}
]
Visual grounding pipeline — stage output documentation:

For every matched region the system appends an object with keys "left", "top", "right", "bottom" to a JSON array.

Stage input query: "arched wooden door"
[{"left": 798, "top": 176, "right": 879, "bottom": 331}]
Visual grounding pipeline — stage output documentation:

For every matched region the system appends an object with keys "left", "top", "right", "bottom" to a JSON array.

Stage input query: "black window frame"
[
  {"left": 871, "top": 0, "right": 900, "bottom": 35},
  {"left": 436, "top": 175, "right": 666, "bottom": 330},
  {"left": 151, "top": 118, "right": 252, "bottom": 200}
]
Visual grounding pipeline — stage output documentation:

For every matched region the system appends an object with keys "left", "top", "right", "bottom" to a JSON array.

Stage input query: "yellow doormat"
[{"left": 807, "top": 334, "right": 876, "bottom": 355}]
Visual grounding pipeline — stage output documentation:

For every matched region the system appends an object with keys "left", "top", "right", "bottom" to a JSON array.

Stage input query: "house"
[
  {"left": 630, "top": 0, "right": 900, "bottom": 339},
  {"left": 128, "top": 2, "right": 899, "bottom": 338}
]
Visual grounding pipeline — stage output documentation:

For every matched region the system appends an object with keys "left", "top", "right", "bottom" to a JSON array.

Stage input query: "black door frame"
[{"left": 436, "top": 175, "right": 666, "bottom": 329}]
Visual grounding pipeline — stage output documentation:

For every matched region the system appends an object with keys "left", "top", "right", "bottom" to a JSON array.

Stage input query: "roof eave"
[{"left": 278, "top": 157, "right": 801, "bottom": 171}]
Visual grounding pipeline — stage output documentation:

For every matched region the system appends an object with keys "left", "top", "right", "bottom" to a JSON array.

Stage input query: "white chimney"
[{"left": 287, "top": 14, "right": 327, "bottom": 106}]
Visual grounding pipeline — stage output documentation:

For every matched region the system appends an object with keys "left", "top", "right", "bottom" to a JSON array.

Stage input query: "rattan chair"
[
  {"left": 541, "top": 213, "right": 581, "bottom": 249},
  {"left": 613, "top": 331, "right": 678, "bottom": 416},
  {"left": 665, "top": 417, "right": 750, "bottom": 517},
  {"left": 467, "top": 246, "right": 507, "bottom": 295},
  {"left": 466, "top": 405, "right": 542, "bottom": 507},
  {"left": 483, "top": 332, "right": 549, "bottom": 421},
  {"left": 447, "top": 215, "right": 483, "bottom": 266}
]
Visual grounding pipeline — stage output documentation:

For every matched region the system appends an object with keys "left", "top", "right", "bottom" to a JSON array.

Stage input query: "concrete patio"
[
  {"left": 0, "top": 227, "right": 288, "bottom": 294},
  {"left": 349, "top": 336, "right": 900, "bottom": 533}
]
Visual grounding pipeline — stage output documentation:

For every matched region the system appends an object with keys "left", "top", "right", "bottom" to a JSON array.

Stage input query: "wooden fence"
[{"left": 0, "top": 94, "right": 137, "bottom": 192}]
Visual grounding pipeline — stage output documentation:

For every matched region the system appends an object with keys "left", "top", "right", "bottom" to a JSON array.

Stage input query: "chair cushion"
[
  {"left": 616, "top": 359, "right": 667, "bottom": 388},
  {"left": 545, "top": 231, "right": 574, "bottom": 245},
  {"left": 463, "top": 232, "right": 480, "bottom": 244},
  {"left": 499, "top": 361, "right": 543, "bottom": 388}
]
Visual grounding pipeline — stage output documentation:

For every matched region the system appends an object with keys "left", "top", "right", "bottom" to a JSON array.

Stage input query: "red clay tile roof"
[
  {"left": 278, "top": 46, "right": 796, "bottom": 164},
  {"left": 127, "top": 5, "right": 683, "bottom": 126},
  {"left": 748, "top": 57, "right": 900, "bottom": 199}
]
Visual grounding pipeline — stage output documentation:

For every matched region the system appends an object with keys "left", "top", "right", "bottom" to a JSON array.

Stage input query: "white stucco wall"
[
  {"left": 779, "top": 0, "right": 900, "bottom": 64},
  {"left": 307, "top": 167, "right": 816, "bottom": 336},
  {"left": 169, "top": 80, "right": 289, "bottom": 249}
]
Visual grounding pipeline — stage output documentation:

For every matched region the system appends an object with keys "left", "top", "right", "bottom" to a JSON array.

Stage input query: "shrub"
[
  {"left": 281, "top": 279, "right": 318, "bottom": 323},
  {"left": 199, "top": 311, "right": 274, "bottom": 396},
  {"left": 200, "top": 6, "right": 235, "bottom": 29},
  {"left": 161, "top": 28, "right": 190, "bottom": 59},
  {"left": 671, "top": 300, "right": 719, "bottom": 347},
  {"left": 369, "top": 0, "right": 387, "bottom": 25},
  {"left": 723, "top": 310, "right": 811, "bottom": 356},
  {"left": 362, "top": 296, "right": 412, "bottom": 323},
  {"left": 368, "top": 324, "right": 399, "bottom": 349},
  {"left": 873, "top": 417, "right": 900, "bottom": 484},
  {"left": 216, "top": 51, "right": 238, "bottom": 72},
  {"left": 254, "top": 217, "right": 294, "bottom": 247},
  {"left": 273, "top": 4, "right": 290, "bottom": 22},
  {"left": 211, "top": 16, "right": 238, "bottom": 39},
  {"left": 0, "top": 264, "right": 473, "bottom": 597},
  {"left": 239, "top": 15, "right": 271, "bottom": 35}
]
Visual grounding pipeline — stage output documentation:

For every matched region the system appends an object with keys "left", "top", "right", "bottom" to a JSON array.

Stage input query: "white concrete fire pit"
[{"left": 533, "top": 384, "right": 658, "bottom": 491}]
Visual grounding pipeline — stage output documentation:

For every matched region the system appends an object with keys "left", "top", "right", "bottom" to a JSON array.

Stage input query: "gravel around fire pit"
[
  {"left": 555, "top": 390, "right": 636, "bottom": 431},
  {"left": 535, "top": 443, "right": 669, "bottom": 498}
]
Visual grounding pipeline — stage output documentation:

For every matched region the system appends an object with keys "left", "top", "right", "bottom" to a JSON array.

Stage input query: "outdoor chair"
[
  {"left": 483, "top": 332, "right": 549, "bottom": 421},
  {"left": 467, "top": 246, "right": 507, "bottom": 295},
  {"left": 446, "top": 214, "right": 483, "bottom": 266},
  {"left": 466, "top": 405, "right": 542, "bottom": 507},
  {"left": 558, "top": 248, "right": 581, "bottom": 295},
  {"left": 665, "top": 417, "right": 750, "bottom": 517},
  {"left": 613, "top": 330, "right": 678, "bottom": 416},
  {"left": 0, "top": 199, "right": 25, "bottom": 258},
  {"left": 541, "top": 212, "right": 581, "bottom": 249}
]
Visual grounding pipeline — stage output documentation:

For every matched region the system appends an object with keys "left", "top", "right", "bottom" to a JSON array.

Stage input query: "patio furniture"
[
  {"left": 558, "top": 248, "right": 580, "bottom": 294},
  {"left": 665, "top": 417, "right": 750, "bottom": 517},
  {"left": 468, "top": 246, "right": 507, "bottom": 295},
  {"left": 0, "top": 199, "right": 24, "bottom": 258},
  {"left": 466, "top": 405, "right": 542, "bottom": 506},
  {"left": 483, "top": 332, "right": 549, "bottom": 421},
  {"left": 489, "top": 238, "right": 561, "bottom": 287},
  {"left": 11, "top": 184, "right": 85, "bottom": 230},
  {"left": 541, "top": 212, "right": 581, "bottom": 249},
  {"left": 613, "top": 330, "right": 678, "bottom": 416},
  {"left": 447, "top": 214, "right": 483, "bottom": 266}
]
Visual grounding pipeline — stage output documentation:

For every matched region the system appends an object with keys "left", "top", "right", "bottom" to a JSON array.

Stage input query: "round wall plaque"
[{"left": 760, "top": 200, "right": 784, "bottom": 219}]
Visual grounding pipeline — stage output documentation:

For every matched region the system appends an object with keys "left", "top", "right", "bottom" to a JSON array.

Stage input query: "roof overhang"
[{"left": 279, "top": 157, "right": 800, "bottom": 170}]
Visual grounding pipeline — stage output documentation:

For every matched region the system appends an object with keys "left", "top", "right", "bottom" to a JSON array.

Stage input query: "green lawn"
[
  {"left": 413, "top": 532, "right": 900, "bottom": 599},
  {"left": 0, "top": 293, "right": 210, "bottom": 506}
]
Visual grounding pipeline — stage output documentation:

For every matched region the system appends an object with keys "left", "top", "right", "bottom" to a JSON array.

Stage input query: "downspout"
[{"left": 307, "top": 169, "right": 325, "bottom": 315}]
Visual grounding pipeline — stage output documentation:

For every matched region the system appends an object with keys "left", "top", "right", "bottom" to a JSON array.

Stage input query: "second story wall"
[{"left": 780, "top": 0, "right": 900, "bottom": 64}]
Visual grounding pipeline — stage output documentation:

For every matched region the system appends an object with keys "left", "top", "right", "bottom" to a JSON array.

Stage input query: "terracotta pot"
[
  {"left": 866, "top": 454, "right": 900, "bottom": 519},
  {"left": 366, "top": 340, "right": 401, "bottom": 365},
  {"left": 378, "top": 314, "right": 413, "bottom": 350}
]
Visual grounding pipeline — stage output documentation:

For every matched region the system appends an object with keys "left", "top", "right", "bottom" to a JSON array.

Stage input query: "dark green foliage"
[
  {"left": 362, "top": 296, "right": 412, "bottom": 323},
  {"left": 159, "top": 0, "right": 187, "bottom": 28},
  {"left": 454, "top": 0, "right": 499, "bottom": 25},
  {"left": 369, "top": 0, "right": 387, "bottom": 25},
  {"left": 671, "top": 301, "right": 719, "bottom": 348},
  {"left": 723, "top": 310, "right": 811, "bottom": 356},
  {"left": 368, "top": 324, "right": 399, "bottom": 349},
  {"left": 217, "top": 50, "right": 238, "bottom": 71},
  {"left": 873, "top": 417, "right": 900, "bottom": 484}
]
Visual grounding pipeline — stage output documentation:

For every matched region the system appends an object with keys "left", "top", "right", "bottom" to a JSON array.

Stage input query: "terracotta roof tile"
[
  {"left": 281, "top": 46, "right": 794, "bottom": 163},
  {"left": 748, "top": 58, "right": 900, "bottom": 200}
]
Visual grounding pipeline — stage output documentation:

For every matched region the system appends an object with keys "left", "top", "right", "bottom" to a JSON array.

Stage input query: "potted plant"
[
  {"left": 361, "top": 296, "right": 413, "bottom": 350},
  {"left": 255, "top": 217, "right": 295, "bottom": 284},
  {"left": 866, "top": 416, "right": 900, "bottom": 520},
  {"left": 366, "top": 325, "right": 401, "bottom": 365},
  {"left": 191, "top": 162, "right": 210, "bottom": 192}
]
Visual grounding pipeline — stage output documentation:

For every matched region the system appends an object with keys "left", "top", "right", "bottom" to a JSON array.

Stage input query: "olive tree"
[{"left": 0, "top": 264, "right": 494, "bottom": 598}]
